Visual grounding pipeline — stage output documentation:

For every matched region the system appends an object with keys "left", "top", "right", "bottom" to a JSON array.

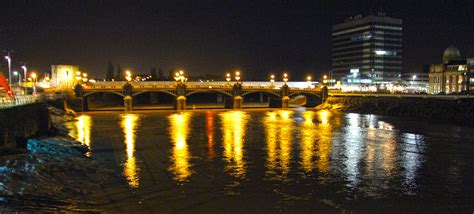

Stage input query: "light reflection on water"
[
  {"left": 168, "top": 112, "right": 192, "bottom": 182},
  {"left": 66, "top": 109, "right": 447, "bottom": 201},
  {"left": 68, "top": 115, "right": 93, "bottom": 157},
  {"left": 264, "top": 110, "right": 294, "bottom": 180},
  {"left": 220, "top": 111, "right": 249, "bottom": 178},
  {"left": 120, "top": 114, "right": 140, "bottom": 188}
]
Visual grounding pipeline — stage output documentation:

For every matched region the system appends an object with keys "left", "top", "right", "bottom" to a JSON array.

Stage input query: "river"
[{"left": 65, "top": 108, "right": 474, "bottom": 212}]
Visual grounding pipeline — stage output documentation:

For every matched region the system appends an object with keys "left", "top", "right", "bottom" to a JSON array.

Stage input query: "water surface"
[{"left": 67, "top": 109, "right": 474, "bottom": 212}]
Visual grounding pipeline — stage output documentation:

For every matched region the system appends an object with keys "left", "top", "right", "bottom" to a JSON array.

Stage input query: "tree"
[
  {"left": 150, "top": 67, "right": 157, "bottom": 80},
  {"left": 168, "top": 68, "right": 174, "bottom": 80},
  {"left": 106, "top": 62, "right": 115, "bottom": 80},
  {"left": 116, "top": 64, "right": 122, "bottom": 80},
  {"left": 158, "top": 68, "right": 164, "bottom": 80}
]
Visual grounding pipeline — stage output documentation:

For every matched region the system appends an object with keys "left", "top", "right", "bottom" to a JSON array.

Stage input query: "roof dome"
[{"left": 443, "top": 46, "right": 461, "bottom": 63}]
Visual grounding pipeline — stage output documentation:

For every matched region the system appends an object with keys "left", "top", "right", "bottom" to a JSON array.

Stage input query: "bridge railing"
[
  {"left": 0, "top": 95, "right": 40, "bottom": 109},
  {"left": 83, "top": 83, "right": 321, "bottom": 91}
]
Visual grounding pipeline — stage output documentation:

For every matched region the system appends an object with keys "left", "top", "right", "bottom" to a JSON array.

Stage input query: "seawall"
[
  {"left": 0, "top": 103, "right": 51, "bottom": 151},
  {"left": 318, "top": 96, "right": 474, "bottom": 125}
]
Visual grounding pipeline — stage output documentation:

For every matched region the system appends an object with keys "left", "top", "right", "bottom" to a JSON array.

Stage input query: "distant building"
[
  {"left": 428, "top": 46, "right": 472, "bottom": 94},
  {"left": 332, "top": 12, "right": 403, "bottom": 83},
  {"left": 50, "top": 65, "right": 81, "bottom": 88}
]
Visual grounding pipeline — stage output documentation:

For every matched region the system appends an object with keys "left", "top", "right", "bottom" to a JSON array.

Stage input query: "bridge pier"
[
  {"left": 124, "top": 96, "right": 133, "bottom": 111},
  {"left": 281, "top": 96, "right": 289, "bottom": 108},
  {"left": 176, "top": 96, "right": 186, "bottom": 110},
  {"left": 81, "top": 97, "right": 89, "bottom": 112},
  {"left": 233, "top": 96, "right": 243, "bottom": 109}
]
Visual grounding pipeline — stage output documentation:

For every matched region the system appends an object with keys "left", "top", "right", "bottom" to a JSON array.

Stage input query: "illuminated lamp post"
[
  {"left": 226, "top": 73, "right": 231, "bottom": 85},
  {"left": 235, "top": 71, "right": 241, "bottom": 84},
  {"left": 270, "top": 74, "right": 275, "bottom": 87},
  {"left": 283, "top": 73, "right": 288, "bottom": 84},
  {"left": 13, "top": 71, "right": 20, "bottom": 86},
  {"left": 175, "top": 70, "right": 187, "bottom": 110},
  {"left": 125, "top": 70, "right": 132, "bottom": 82},
  {"left": 21, "top": 65, "right": 27, "bottom": 82},
  {"left": 4, "top": 55, "right": 12, "bottom": 87},
  {"left": 307, "top": 76, "right": 312, "bottom": 88},
  {"left": 31, "top": 72, "right": 37, "bottom": 94},
  {"left": 282, "top": 73, "right": 289, "bottom": 108}
]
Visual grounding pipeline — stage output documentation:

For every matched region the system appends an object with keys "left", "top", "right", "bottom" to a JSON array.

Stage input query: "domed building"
[
  {"left": 428, "top": 46, "right": 472, "bottom": 94},
  {"left": 443, "top": 46, "right": 462, "bottom": 64}
]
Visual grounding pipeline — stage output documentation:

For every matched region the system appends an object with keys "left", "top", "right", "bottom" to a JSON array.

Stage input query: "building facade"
[
  {"left": 332, "top": 13, "right": 403, "bottom": 83},
  {"left": 50, "top": 65, "right": 81, "bottom": 88},
  {"left": 428, "top": 46, "right": 471, "bottom": 94}
]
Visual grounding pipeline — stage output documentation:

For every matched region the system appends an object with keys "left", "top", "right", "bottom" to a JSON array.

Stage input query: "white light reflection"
[{"left": 120, "top": 114, "right": 140, "bottom": 188}]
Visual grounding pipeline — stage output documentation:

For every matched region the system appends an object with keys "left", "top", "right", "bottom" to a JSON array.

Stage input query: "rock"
[{"left": 27, "top": 137, "right": 89, "bottom": 157}]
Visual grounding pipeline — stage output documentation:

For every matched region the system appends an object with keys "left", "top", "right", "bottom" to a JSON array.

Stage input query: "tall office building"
[{"left": 332, "top": 13, "right": 403, "bottom": 83}]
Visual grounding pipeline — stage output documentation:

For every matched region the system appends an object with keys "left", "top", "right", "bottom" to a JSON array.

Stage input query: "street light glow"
[{"left": 235, "top": 71, "right": 241, "bottom": 82}]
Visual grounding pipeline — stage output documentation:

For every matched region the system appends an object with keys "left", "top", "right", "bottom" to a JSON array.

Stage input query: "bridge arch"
[
  {"left": 241, "top": 90, "right": 281, "bottom": 98},
  {"left": 288, "top": 92, "right": 322, "bottom": 107},
  {"left": 133, "top": 90, "right": 177, "bottom": 98},
  {"left": 83, "top": 91, "right": 124, "bottom": 98},
  {"left": 83, "top": 91, "right": 125, "bottom": 111},
  {"left": 186, "top": 89, "right": 233, "bottom": 98}
]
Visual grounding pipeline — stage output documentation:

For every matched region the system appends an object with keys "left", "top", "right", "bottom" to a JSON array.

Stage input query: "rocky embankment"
[
  {"left": 317, "top": 96, "right": 474, "bottom": 125},
  {"left": 0, "top": 105, "right": 113, "bottom": 212}
]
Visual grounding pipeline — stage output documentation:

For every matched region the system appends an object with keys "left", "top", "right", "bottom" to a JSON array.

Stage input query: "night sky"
[{"left": 1, "top": 0, "right": 473, "bottom": 80}]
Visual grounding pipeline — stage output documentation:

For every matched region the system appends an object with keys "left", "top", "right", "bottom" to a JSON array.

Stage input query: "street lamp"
[
  {"left": 283, "top": 73, "right": 288, "bottom": 83},
  {"left": 174, "top": 70, "right": 187, "bottom": 83},
  {"left": 21, "top": 65, "right": 27, "bottom": 82},
  {"left": 125, "top": 70, "right": 132, "bottom": 82},
  {"left": 31, "top": 72, "right": 37, "bottom": 94},
  {"left": 307, "top": 76, "right": 312, "bottom": 88},
  {"left": 4, "top": 55, "right": 11, "bottom": 85},
  {"left": 412, "top": 75, "right": 417, "bottom": 86},
  {"left": 235, "top": 71, "right": 241, "bottom": 83},
  {"left": 13, "top": 71, "right": 21, "bottom": 86},
  {"left": 270, "top": 74, "right": 275, "bottom": 86},
  {"left": 226, "top": 73, "right": 231, "bottom": 85},
  {"left": 174, "top": 72, "right": 180, "bottom": 81}
]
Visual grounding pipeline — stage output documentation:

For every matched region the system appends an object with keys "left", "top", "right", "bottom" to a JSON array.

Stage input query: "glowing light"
[
  {"left": 300, "top": 111, "right": 317, "bottom": 173},
  {"left": 220, "top": 111, "right": 249, "bottom": 178},
  {"left": 120, "top": 114, "right": 140, "bottom": 188},
  {"left": 235, "top": 71, "right": 241, "bottom": 81},
  {"left": 283, "top": 73, "right": 289, "bottom": 83},
  {"left": 264, "top": 110, "right": 293, "bottom": 179},
  {"left": 168, "top": 112, "right": 192, "bottom": 182},
  {"left": 68, "top": 114, "right": 93, "bottom": 157},
  {"left": 206, "top": 111, "right": 215, "bottom": 159}
]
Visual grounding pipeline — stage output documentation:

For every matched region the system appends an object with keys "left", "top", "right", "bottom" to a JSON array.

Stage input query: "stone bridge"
[{"left": 73, "top": 81, "right": 328, "bottom": 111}]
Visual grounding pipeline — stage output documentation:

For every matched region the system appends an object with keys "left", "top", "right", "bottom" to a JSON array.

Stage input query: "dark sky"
[{"left": 1, "top": 0, "right": 473, "bottom": 80}]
